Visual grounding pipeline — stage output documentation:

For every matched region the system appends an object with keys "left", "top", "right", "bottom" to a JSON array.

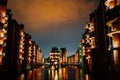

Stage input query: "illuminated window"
[
  {"left": 19, "top": 54, "right": 22, "bottom": 59},
  {"left": 1, "top": 17, "right": 6, "bottom": 23},
  {"left": 0, "top": 56, "right": 2, "bottom": 65},
  {"left": 105, "top": 0, "right": 119, "bottom": 9},
  {"left": 85, "top": 23, "right": 89, "bottom": 29},
  {"left": 19, "top": 48, "right": 23, "bottom": 53},
  {"left": 0, "top": 47, "right": 3, "bottom": 56},
  {"left": 1, "top": 8, "right": 6, "bottom": 17},
  {"left": 29, "top": 39, "right": 32, "bottom": 44},
  {"left": 19, "top": 44, "right": 23, "bottom": 48},
  {"left": 0, "top": 38, "right": 3, "bottom": 45},
  {"left": 0, "top": 31, "right": 4, "bottom": 38}
]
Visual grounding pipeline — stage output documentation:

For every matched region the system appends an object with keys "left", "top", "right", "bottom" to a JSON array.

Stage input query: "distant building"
[
  {"left": 37, "top": 48, "right": 44, "bottom": 65},
  {"left": 61, "top": 48, "right": 67, "bottom": 64},
  {"left": 23, "top": 33, "right": 32, "bottom": 70},
  {"left": 31, "top": 41, "right": 37, "bottom": 68},
  {"left": 67, "top": 55, "right": 75, "bottom": 64},
  {"left": 67, "top": 50, "right": 80, "bottom": 65},
  {"left": 74, "top": 50, "right": 79, "bottom": 64},
  {"left": 49, "top": 47, "right": 67, "bottom": 65},
  {"left": 49, "top": 47, "right": 62, "bottom": 65}
]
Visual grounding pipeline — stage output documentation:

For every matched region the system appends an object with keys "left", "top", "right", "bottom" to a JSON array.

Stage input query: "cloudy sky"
[{"left": 7, "top": 0, "right": 99, "bottom": 57}]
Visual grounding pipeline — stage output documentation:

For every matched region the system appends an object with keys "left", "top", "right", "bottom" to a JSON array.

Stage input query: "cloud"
[
  {"left": 7, "top": 0, "right": 98, "bottom": 57},
  {"left": 7, "top": 0, "right": 97, "bottom": 34}
]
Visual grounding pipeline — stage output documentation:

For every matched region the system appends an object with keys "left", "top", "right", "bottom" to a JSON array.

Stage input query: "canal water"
[{"left": 2, "top": 65, "right": 82, "bottom": 80}]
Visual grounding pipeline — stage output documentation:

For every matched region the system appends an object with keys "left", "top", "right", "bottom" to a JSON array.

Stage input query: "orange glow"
[
  {"left": 85, "top": 74, "right": 89, "bottom": 80},
  {"left": 55, "top": 70, "right": 58, "bottom": 80},
  {"left": 20, "top": 30, "right": 24, "bottom": 36},
  {"left": 0, "top": 6, "right": 7, "bottom": 65},
  {"left": 107, "top": 18, "right": 120, "bottom": 67},
  {"left": 3, "top": 28, "right": 7, "bottom": 33},
  {"left": 113, "top": 34, "right": 120, "bottom": 48},
  {"left": 0, "top": 56, "right": 2, "bottom": 65},
  {"left": 82, "top": 39, "right": 85, "bottom": 43},
  {"left": 107, "top": 30, "right": 120, "bottom": 37},
  {"left": 85, "top": 23, "right": 89, "bottom": 29},
  {"left": 21, "top": 37, "right": 24, "bottom": 41},
  {"left": 0, "top": 38, "right": 3, "bottom": 45},
  {"left": 28, "top": 57, "right": 31, "bottom": 61},
  {"left": 113, "top": 50, "right": 119, "bottom": 65},
  {"left": 19, "top": 48, "right": 23, "bottom": 53},
  {"left": 29, "top": 39, "right": 32, "bottom": 44},
  {"left": 105, "top": 0, "right": 116, "bottom": 9},
  {"left": 4, "top": 23, "right": 8, "bottom": 27},
  {"left": 89, "top": 27, "right": 94, "bottom": 32},
  {"left": 0, "top": 47, "right": 3, "bottom": 56},
  {"left": 19, "top": 44, "right": 23, "bottom": 48},
  {"left": 90, "top": 22, "right": 94, "bottom": 26},
  {"left": 19, "top": 53, "right": 22, "bottom": 59},
  {"left": 89, "top": 22, "right": 94, "bottom": 31},
  {"left": 17, "top": 74, "right": 25, "bottom": 80},
  {"left": 0, "top": 31, "right": 4, "bottom": 38},
  {"left": 86, "top": 34, "right": 90, "bottom": 38},
  {"left": 0, "top": 6, "right": 6, "bottom": 17},
  {"left": 8, "top": 0, "right": 97, "bottom": 33},
  {"left": 20, "top": 40, "right": 24, "bottom": 44},
  {"left": 90, "top": 37, "right": 95, "bottom": 48},
  {"left": 28, "top": 53, "right": 31, "bottom": 56},
  {"left": 86, "top": 39, "right": 90, "bottom": 43},
  {"left": 29, "top": 46, "right": 32, "bottom": 49},
  {"left": 5, "top": 16, "right": 8, "bottom": 21},
  {"left": 1, "top": 17, "right": 6, "bottom": 23},
  {"left": 62, "top": 68, "right": 67, "bottom": 79}
]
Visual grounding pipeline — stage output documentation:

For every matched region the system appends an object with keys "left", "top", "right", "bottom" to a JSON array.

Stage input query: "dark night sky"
[{"left": 7, "top": 0, "right": 100, "bottom": 58}]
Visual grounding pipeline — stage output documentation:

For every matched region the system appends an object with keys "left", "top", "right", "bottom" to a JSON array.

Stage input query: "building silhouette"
[
  {"left": 105, "top": 0, "right": 120, "bottom": 80},
  {"left": 0, "top": 1, "right": 44, "bottom": 77}
]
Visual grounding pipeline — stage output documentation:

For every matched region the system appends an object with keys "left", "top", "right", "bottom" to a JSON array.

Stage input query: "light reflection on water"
[{"left": 17, "top": 65, "right": 81, "bottom": 80}]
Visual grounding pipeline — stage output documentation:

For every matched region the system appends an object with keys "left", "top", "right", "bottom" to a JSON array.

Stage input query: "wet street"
[{"left": 17, "top": 65, "right": 81, "bottom": 80}]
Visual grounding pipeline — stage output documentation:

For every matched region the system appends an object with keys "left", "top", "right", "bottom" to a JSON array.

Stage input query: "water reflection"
[
  {"left": 17, "top": 65, "right": 81, "bottom": 80},
  {"left": 48, "top": 65, "right": 68, "bottom": 80},
  {"left": 18, "top": 66, "right": 45, "bottom": 80}
]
